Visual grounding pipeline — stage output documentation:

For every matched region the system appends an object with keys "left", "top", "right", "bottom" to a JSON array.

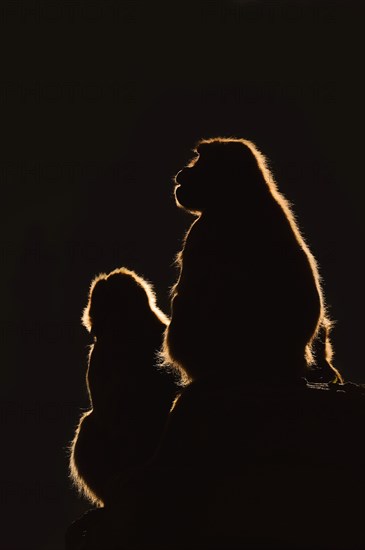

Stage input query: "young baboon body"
[{"left": 69, "top": 267, "right": 178, "bottom": 507}]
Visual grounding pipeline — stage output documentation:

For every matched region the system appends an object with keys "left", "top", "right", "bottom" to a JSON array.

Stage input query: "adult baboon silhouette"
[{"left": 162, "top": 136, "right": 342, "bottom": 386}]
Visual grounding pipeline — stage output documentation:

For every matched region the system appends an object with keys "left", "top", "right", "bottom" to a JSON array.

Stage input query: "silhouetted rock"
[{"left": 67, "top": 380, "right": 365, "bottom": 549}]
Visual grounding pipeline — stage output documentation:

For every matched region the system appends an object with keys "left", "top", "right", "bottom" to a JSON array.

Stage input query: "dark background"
[{"left": 1, "top": 1, "right": 364, "bottom": 548}]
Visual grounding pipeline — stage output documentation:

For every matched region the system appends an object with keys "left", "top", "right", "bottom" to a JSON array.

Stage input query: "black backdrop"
[{"left": 1, "top": 1, "right": 364, "bottom": 548}]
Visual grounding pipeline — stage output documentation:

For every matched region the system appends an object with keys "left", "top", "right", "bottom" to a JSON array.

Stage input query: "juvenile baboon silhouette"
[
  {"left": 162, "top": 136, "right": 343, "bottom": 386},
  {"left": 68, "top": 267, "right": 179, "bottom": 508}
]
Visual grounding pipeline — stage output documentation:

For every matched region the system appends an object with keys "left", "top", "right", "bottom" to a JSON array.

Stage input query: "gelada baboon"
[
  {"left": 68, "top": 267, "right": 178, "bottom": 507},
  {"left": 162, "top": 136, "right": 343, "bottom": 386}
]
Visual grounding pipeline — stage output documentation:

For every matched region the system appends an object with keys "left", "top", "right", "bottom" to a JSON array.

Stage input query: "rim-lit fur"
[
  {"left": 68, "top": 267, "right": 177, "bottom": 507},
  {"left": 161, "top": 137, "right": 342, "bottom": 385}
]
